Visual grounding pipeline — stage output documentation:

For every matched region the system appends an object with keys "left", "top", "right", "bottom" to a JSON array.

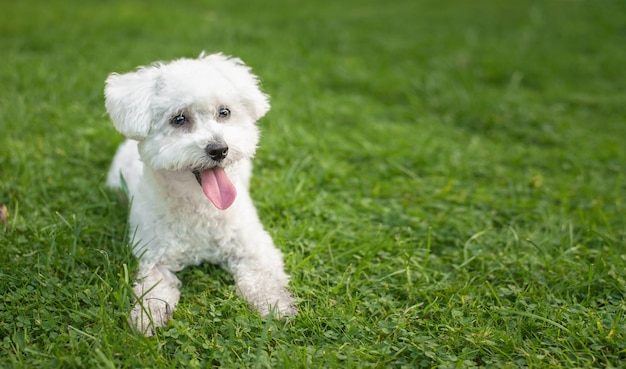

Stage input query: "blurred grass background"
[{"left": 1, "top": 0, "right": 625, "bottom": 367}]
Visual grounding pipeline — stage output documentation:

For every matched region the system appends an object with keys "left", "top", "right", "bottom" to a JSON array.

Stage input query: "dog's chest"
[
  {"left": 133, "top": 194, "right": 240, "bottom": 270},
  {"left": 131, "top": 171, "right": 247, "bottom": 270},
  {"left": 166, "top": 202, "right": 237, "bottom": 266}
]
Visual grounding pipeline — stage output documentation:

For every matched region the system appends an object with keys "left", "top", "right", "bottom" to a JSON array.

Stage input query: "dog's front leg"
[
  {"left": 226, "top": 236, "right": 297, "bottom": 317},
  {"left": 129, "top": 266, "right": 181, "bottom": 336}
]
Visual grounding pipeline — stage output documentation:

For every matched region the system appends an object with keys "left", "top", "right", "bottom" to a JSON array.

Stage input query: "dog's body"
[{"left": 105, "top": 53, "right": 296, "bottom": 335}]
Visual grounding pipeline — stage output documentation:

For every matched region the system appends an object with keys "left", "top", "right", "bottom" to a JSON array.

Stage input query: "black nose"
[{"left": 205, "top": 143, "right": 229, "bottom": 161}]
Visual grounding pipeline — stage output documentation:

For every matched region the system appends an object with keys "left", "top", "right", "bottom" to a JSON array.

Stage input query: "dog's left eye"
[
  {"left": 218, "top": 107, "right": 231, "bottom": 119},
  {"left": 170, "top": 114, "right": 188, "bottom": 127}
]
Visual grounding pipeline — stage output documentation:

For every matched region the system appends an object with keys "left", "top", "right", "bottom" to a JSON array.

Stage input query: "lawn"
[{"left": 1, "top": 0, "right": 625, "bottom": 367}]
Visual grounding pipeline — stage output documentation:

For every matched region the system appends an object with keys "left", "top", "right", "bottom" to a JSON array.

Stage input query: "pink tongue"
[{"left": 200, "top": 167, "right": 237, "bottom": 210}]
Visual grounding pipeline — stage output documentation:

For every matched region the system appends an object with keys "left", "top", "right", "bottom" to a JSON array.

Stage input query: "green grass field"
[{"left": 1, "top": 0, "right": 625, "bottom": 367}]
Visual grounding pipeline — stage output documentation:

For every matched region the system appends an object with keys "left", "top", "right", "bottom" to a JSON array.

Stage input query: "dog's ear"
[
  {"left": 231, "top": 57, "right": 271, "bottom": 121},
  {"left": 247, "top": 84, "right": 271, "bottom": 122},
  {"left": 105, "top": 67, "right": 159, "bottom": 140},
  {"left": 200, "top": 53, "right": 271, "bottom": 121}
]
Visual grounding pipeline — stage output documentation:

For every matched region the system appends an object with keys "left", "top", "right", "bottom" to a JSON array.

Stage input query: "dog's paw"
[
  {"left": 257, "top": 290, "right": 298, "bottom": 318},
  {"left": 129, "top": 298, "right": 173, "bottom": 336}
]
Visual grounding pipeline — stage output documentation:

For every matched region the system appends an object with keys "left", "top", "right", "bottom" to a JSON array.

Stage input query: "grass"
[{"left": 1, "top": 0, "right": 625, "bottom": 367}]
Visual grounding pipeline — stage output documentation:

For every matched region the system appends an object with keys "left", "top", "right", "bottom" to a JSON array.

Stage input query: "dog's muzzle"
[{"left": 190, "top": 142, "right": 236, "bottom": 210}]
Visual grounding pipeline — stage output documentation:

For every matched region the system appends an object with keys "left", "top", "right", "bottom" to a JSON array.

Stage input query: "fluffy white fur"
[{"left": 105, "top": 53, "right": 296, "bottom": 336}]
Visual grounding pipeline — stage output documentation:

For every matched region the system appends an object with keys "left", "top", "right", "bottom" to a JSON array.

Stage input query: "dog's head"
[{"left": 105, "top": 53, "right": 270, "bottom": 209}]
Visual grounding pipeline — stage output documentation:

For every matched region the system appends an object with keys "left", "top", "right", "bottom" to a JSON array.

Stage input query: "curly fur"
[{"left": 105, "top": 53, "right": 296, "bottom": 336}]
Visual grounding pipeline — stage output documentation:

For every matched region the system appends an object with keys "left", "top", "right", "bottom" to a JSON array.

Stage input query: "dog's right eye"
[{"left": 170, "top": 114, "right": 188, "bottom": 127}]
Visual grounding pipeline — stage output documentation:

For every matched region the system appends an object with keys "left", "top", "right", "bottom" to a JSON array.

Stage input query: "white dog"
[{"left": 104, "top": 53, "right": 296, "bottom": 336}]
